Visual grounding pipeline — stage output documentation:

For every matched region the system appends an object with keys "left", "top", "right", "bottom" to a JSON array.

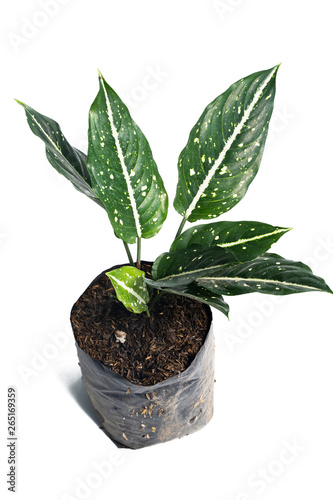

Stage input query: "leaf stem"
[
  {"left": 136, "top": 237, "right": 141, "bottom": 268},
  {"left": 175, "top": 217, "right": 187, "bottom": 240},
  {"left": 148, "top": 290, "right": 168, "bottom": 312},
  {"left": 123, "top": 241, "right": 134, "bottom": 266}
]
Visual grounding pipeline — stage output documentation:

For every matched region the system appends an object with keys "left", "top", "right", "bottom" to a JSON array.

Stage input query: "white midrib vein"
[
  {"left": 110, "top": 275, "right": 146, "bottom": 304},
  {"left": 158, "top": 261, "right": 321, "bottom": 292},
  {"left": 184, "top": 66, "right": 278, "bottom": 221},
  {"left": 197, "top": 276, "right": 321, "bottom": 291},
  {"left": 99, "top": 77, "right": 142, "bottom": 238},
  {"left": 157, "top": 262, "right": 226, "bottom": 282},
  {"left": 218, "top": 228, "right": 290, "bottom": 249},
  {"left": 28, "top": 109, "right": 62, "bottom": 154}
]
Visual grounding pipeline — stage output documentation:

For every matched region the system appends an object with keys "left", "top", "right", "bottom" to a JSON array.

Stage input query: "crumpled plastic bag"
[{"left": 76, "top": 316, "right": 214, "bottom": 449}]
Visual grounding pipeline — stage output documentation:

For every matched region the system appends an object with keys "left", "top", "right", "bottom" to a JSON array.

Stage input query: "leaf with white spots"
[
  {"left": 16, "top": 101, "right": 104, "bottom": 208},
  {"left": 106, "top": 266, "right": 150, "bottom": 314},
  {"left": 151, "top": 245, "right": 237, "bottom": 287},
  {"left": 170, "top": 284, "right": 230, "bottom": 317},
  {"left": 87, "top": 72, "right": 168, "bottom": 244},
  {"left": 150, "top": 248, "right": 332, "bottom": 298},
  {"left": 173, "top": 65, "right": 279, "bottom": 223},
  {"left": 196, "top": 253, "right": 333, "bottom": 296},
  {"left": 145, "top": 278, "right": 230, "bottom": 317},
  {"left": 170, "top": 221, "right": 291, "bottom": 261}
]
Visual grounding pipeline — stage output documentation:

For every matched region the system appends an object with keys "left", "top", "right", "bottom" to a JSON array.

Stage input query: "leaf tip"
[
  {"left": 268, "top": 63, "right": 281, "bottom": 79},
  {"left": 97, "top": 69, "right": 104, "bottom": 80},
  {"left": 273, "top": 62, "right": 282, "bottom": 74},
  {"left": 15, "top": 98, "right": 25, "bottom": 107}
]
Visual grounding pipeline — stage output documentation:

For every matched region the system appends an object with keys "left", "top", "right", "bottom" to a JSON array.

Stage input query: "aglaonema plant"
[{"left": 17, "top": 65, "right": 332, "bottom": 319}]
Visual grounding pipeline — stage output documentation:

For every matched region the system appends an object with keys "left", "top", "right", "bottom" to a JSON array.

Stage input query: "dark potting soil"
[{"left": 71, "top": 263, "right": 211, "bottom": 386}]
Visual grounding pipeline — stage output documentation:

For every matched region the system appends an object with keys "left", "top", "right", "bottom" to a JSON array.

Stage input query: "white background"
[{"left": 1, "top": 1, "right": 333, "bottom": 499}]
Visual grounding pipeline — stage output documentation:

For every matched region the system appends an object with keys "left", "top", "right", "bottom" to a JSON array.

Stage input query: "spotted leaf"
[
  {"left": 151, "top": 245, "right": 237, "bottom": 287},
  {"left": 16, "top": 101, "right": 104, "bottom": 208},
  {"left": 150, "top": 247, "right": 332, "bottom": 298},
  {"left": 106, "top": 266, "right": 150, "bottom": 314},
  {"left": 87, "top": 72, "right": 168, "bottom": 244},
  {"left": 174, "top": 65, "right": 279, "bottom": 222},
  {"left": 196, "top": 253, "right": 333, "bottom": 296},
  {"left": 170, "top": 221, "right": 291, "bottom": 262},
  {"left": 145, "top": 278, "right": 230, "bottom": 317},
  {"left": 167, "top": 284, "right": 230, "bottom": 317}
]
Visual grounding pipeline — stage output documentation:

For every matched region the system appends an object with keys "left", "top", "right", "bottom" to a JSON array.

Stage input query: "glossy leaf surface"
[
  {"left": 16, "top": 101, "right": 104, "bottom": 208},
  {"left": 151, "top": 246, "right": 332, "bottom": 297},
  {"left": 197, "top": 253, "right": 333, "bottom": 296},
  {"left": 87, "top": 72, "right": 168, "bottom": 244},
  {"left": 171, "top": 284, "right": 229, "bottom": 317},
  {"left": 106, "top": 266, "right": 149, "bottom": 314},
  {"left": 146, "top": 279, "right": 230, "bottom": 317},
  {"left": 152, "top": 245, "right": 237, "bottom": 286},
  {"left": 171, "top": 221, "right": 291, "bottom": 261},
  {"left": 174, "top": 65, "right": 279, "bottom": 222}
]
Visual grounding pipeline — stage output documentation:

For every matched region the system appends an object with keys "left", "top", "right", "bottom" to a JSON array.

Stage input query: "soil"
[{"left": 71, "top": 262, "right": 211, "bottom": 386}]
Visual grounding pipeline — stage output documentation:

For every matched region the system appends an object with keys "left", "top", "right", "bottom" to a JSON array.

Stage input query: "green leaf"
[
  {"left": 170, "top": 284, "right": 230, "bottom": 317},
  {"left": 16, "top": 100, "right": 104, "bottom": 209},
  {"left": 196, "top": 253, "right": 333, "bottom": 296},
  {"left": 87, "top": 72, "right": 168, "bottom": 244},
  {"left": 146, "top": 279, "right": 230, "bottom": 317},
  {"left": 151, "top": 247, "right": 332, "bottom": 297},
  {"left": 171, "top": 221, "right": 291, "bottom": 261},
  {"left": 151, "top": 245, "right": 237, "bottom": 287},
  {"left": 106, "top": 266, "right": 150, "bottom": 314},
  {"left": 173, "top": 65, "right": 279, "bottom": 223}
]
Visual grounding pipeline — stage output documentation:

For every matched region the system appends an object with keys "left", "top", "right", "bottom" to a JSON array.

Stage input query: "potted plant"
[{"left": 17, "top": 64, "right": 332, "bottom": 449}]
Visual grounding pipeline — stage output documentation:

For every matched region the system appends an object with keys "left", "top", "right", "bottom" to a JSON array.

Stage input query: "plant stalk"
[
  {"left": 148, "top": 290, "right": 168, "bottom": 312},
  {"left": 123, "top": 241, "right": 134, "bottom": 266},
  {"left": 174, "top": 216, "right": 187, "bottom": 240},
  {"left": 136, "top": 237, "right": 141, "bottom": 268}
]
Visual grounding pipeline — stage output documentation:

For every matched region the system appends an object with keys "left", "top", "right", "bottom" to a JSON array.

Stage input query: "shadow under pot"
[{"left": 70, "top": 261, "right": 215, "bottom": 449}]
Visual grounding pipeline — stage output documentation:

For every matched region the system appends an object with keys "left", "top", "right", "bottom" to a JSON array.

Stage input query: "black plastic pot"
[{"left": 72, "top": 264, "right": 215, "bottom": 449}]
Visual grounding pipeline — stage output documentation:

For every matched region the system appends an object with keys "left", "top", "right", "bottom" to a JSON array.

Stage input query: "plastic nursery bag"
[{"left": 76, "top": 319, "right": 214, "bottom": 449}]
